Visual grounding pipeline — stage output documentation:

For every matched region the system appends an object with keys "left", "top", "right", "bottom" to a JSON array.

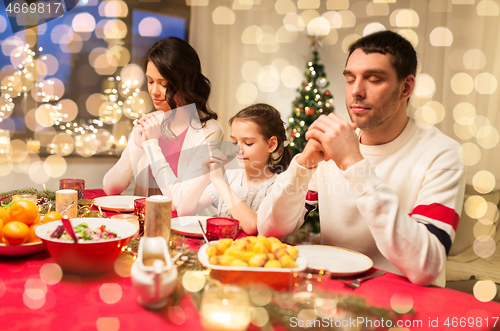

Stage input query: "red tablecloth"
[{"left": 1, "top": 189, "right": 499, "bottom": 331}]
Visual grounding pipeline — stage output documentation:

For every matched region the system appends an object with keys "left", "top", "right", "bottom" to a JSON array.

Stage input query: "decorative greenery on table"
[
  {"left": 123, "top": 231, "right": 412, "bottom": 331},
  {"left": 0, "top": 187, "right": 100, "bottom": 217}
]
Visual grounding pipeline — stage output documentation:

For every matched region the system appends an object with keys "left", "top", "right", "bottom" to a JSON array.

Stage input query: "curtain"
[{"left": 190, "top": 0, "right": 500, "bottom": 191}]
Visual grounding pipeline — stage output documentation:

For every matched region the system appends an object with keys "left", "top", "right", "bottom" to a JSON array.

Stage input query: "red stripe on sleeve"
[
  {"left": 306, "top": 190, "right": 318, "bottom": 202},
  {"left": 409, "top": 203, "right": 460, "bottom": 231}
]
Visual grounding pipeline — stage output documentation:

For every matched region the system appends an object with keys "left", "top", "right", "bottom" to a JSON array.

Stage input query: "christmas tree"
[
  {"left": 288, "top": 50, "right": 335, "bottom": 155},
  {"left": 285, "top": 47, "right": 335, "bottom": 238}
]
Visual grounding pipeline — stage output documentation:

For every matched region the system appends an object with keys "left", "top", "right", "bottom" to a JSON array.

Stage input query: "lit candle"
[
  {"left": 55, "top": 189, "right": 78, "bottom": 219},
  {"left": 200, "top": 286, "right": 250, "bottom": 331},
  {"left": 144, "top": 195, "right": 171, "bottom": 243}
]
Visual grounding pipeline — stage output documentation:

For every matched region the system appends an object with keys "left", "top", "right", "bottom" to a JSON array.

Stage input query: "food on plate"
[
  {"left": 9, "top": 200, "right": 39, "bottom": 226},
  {"left": 48, "top": 223, "right": 119, "bottom": 242},
  {"left": 41, "top": 211, "right": 63, "bottom": 224},
  {"left": 3, "top": 221, "right": 30, "bottom": 245},
  {"left": 207, "top": 235, "right": 299, "bottom": 268}
]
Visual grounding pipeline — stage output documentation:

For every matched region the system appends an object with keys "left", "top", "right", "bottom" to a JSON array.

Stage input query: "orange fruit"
[
  {"left": 3, "top": 221, "right": 29, "bottom": 245},
  {"left": 41, "top": 211, "right": 63, "bottom": 224},
  {"left": 9, "top": 200, "right": 39, "bottom": 226},
  {"left": 28, "top": 223, "right": 42, "bottom": 243},
  {"left": 0, "top": 218, "right": 3, "bottom": 240},
  {"left": 0, "top": 207, "right": 10, "bottom": 224}
]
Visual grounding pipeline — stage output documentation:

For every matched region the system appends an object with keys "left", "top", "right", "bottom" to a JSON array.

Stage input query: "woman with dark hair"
[
  {"left": 177, "top": 103, "right": 292, "bottom": 235},
  {"left": 103, "top": 37, "right": 223, "bottom": 213}
]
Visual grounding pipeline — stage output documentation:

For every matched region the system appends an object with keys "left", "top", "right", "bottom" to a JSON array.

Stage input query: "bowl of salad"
[{"left": 36, "top": 218, "right": 137, "bottom": 274}]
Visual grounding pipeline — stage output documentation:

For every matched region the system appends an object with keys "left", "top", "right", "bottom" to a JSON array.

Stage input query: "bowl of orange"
[{"left": 0, "top": 200, "right": 47, "bottom": 257}]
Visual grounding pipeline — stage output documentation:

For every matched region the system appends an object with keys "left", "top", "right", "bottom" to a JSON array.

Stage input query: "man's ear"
[
  {"left": 401, "top": 75, "right": 415, "bottom": 100},
  {"left": 268, "top": 136, "right": 278, "bottom": 153}
]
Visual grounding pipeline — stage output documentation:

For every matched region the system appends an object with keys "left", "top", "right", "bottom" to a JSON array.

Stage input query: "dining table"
[{"left": 1, "top": 189, "right": 499, "bottom": 331}]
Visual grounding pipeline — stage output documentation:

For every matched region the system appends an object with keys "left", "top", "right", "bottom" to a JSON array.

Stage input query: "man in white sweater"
[{"left": 257, "top": 31, "right": 466, "bottom": 287}]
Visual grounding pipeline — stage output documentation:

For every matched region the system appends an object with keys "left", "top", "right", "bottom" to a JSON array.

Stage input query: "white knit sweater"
[
  {"left": 103, "top": 110, "right": 223, "bottom": 214},
  {"left": 257, "top": 118, "right": 466, "bottom": 287}
]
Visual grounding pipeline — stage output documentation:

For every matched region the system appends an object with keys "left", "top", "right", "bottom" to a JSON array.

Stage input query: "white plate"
[
  {"left": 296, "top": 245, "right": 373, "bottom": 276},
  {"left": 171, "top": 216, "right": 211, "bottom": 238},
  {"left": 198, "top": 241, "right": 307, "bottom": 272},
  {"left": 93, "top": 196, "right": 144, "bottom": 212},
  {"left": 0, "top": 242, "right": 45, "bottom": 257}
]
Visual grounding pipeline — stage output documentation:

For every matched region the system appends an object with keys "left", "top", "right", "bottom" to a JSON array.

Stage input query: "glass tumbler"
[{"left": 59, "top": 178, "right": 85, "bottom": 200}]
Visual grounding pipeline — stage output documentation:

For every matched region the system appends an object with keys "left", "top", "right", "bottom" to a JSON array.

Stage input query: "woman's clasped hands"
[{"left": 133, "top": 114, "right": 163, "bottom": 149}]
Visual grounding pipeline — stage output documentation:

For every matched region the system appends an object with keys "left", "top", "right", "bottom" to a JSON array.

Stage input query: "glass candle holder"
[
  {"left": 110, "top": 214, "right": 140, "bottom": 238},
  {"left": 59, "top": 178, "right": 85, "bottom": 200},
  {"left": 134, "top": 198, "right": 146, "bottom": 237},
  {"left": 200, "top": 285, "right": 250, "bottom": 331},
  {"left": 290, "top": 272, "right": 337, "bottom": 319},
  {"left": 12, "top": 194, "right": 38, "bottom": 204},
  {"left": 206, "top": 217, "right": 239, "bottom": 241}
]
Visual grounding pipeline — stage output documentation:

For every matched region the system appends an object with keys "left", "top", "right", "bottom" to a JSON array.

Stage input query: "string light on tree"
[
  {"left": 287, "top": 48, "right": 335, "bottom": 155},
  {"left": 287, "top": 38, "right": 335, "bottom": 232}
]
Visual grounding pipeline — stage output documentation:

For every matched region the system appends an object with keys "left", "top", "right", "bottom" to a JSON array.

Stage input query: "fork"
[{"left": 338, "top": 270, "right": 385, "bottom": 289}]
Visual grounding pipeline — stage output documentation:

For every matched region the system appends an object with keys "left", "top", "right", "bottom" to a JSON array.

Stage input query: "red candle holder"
[
  {"left": 59, "top": 178, "right": 85, "bottom": 200},
  {"left": 206, "top": 217, "right": 240, "bottom": 241},
  {"left": 134, "top": 198, "right": 146, "bottom": 236}
]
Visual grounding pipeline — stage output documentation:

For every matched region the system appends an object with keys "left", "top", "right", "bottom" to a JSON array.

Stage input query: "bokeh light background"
[
  {"left": 0, "top": 0, "right": 499, "bottom": 301},
  {"left": 0, "top": 0, "right": 186, "bottom": 189},
  {"left": 0, "top": 0, "right": 498, "bottom": 192},
  {"left": 190, "top": 0, "right": 500, "bottom": 194}
]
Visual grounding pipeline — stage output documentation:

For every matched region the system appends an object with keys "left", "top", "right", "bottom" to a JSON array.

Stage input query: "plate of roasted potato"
[{"left": 198, "top": 235, "right": 307, "bottom": 276}]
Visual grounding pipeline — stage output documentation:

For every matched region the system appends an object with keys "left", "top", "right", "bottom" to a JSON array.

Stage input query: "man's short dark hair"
[{"left": 347, "top": 31, "right": 417, "bottom": 81}]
